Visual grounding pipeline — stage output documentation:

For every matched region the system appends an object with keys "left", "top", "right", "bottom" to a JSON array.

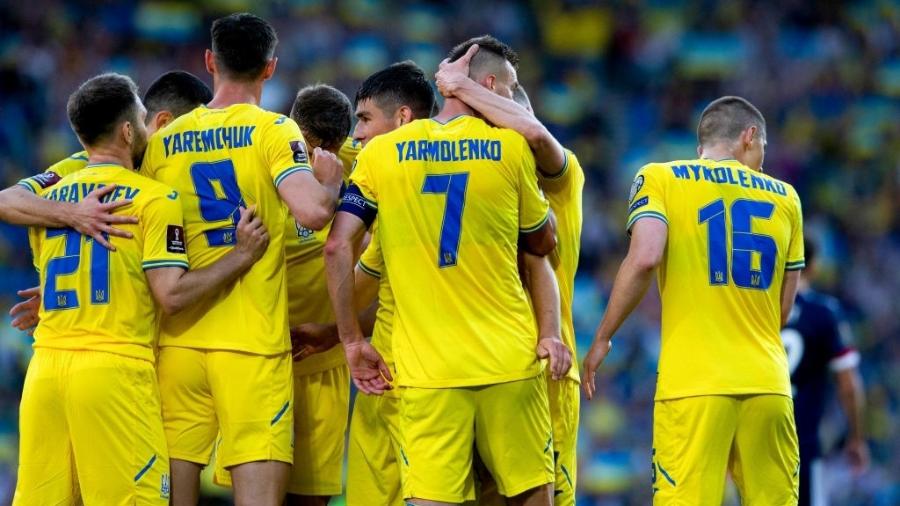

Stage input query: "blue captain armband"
[{"left": 339, "top": 184, "right": 377, "bottom": 228}]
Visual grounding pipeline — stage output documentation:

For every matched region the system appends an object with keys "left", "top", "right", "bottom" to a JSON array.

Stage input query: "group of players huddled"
[{"left": 0, "top": 10, "right": 865, "bottom": 506}]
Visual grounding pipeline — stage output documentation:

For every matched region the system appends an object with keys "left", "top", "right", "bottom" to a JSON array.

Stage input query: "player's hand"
[
  {"left": 234, "top": 205, "right": 269, "bottom": 265},
  {"left": 845, "top": 438, "right": 870, "bottom": 475},
  {"left": 435, "top": 44, "right": 479, "bottom": 97},
  {"left": 291, "top": 323, "right": 341, "bottom": 361},
  {"left": 9, "top": 286, "right": 41, "bottom": 335},
  {"left": 536, "top": 337, "right": 572, "bottom": 380},
  {"left": 344, "top": 340, "right": 393, "bottom": 395},
  {"left": 70, "top": 184, "right": 138, "bottom": 251},
  {"left": 311, "top": 147, "right": 343, "bottom": 189},
  {"left": 581, "top": 338, "right": 612, "bottom": 400}
]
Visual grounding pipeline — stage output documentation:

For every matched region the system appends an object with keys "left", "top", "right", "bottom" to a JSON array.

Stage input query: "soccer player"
[
  {"left": 140, "top": 13, "right": 343, "bottom": 506},
  {"left": 9, "top": 70, "right": 214, "bottom": 331},
  {"left": 15, "top": 73, "right": 267, "bottom": 505},
  {"left": 325, "top": 36, "right": 570, "bottom": 506},
  {"left": 582, "top": 96, "right": 805, "bottom": 505},
  {"left": 212, "top": 83, "right": 357, "bottom": 506},
  {"left": 435, "top": 44, "right": 585, "bottom": 505},
  {"left": 782, "top": 239, "right": 868, "bottom": 506}
]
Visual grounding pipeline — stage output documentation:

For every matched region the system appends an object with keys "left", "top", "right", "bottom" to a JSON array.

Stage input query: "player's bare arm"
[
  {"left": 780, "top": 269, "right": 801, "bottom": 327},
  {"left": 145, "top": 205, "right": 268, "bottom": 315},
  {"left": 582, "top": 218, "right": 667, "bottom": 399},
  {"left": 522, "top": 252, "right": 571, "bottom": 380},
  {"left": 0, "top": 183, "right": 137, "bottom": 250},
  {"left": 520, "top": 208, "right": 557, "bottom": 256},
  {"left": 324, "top": 211, "right": 392, "bottom": 395},
  {"left": 435, "top": 44, "right": 566, "bottom": 176},
  {"left": 835, "top": 365, "right": 870, "bottom": 473},
  {"left": 278, "top": 147, "right": 343, "bottom": 231},
  {"left": 291, "top": 266, "right": 379, "bottom": 361},
  {"left": 9, "top": 286, "right": 40, "bottom": 335}
]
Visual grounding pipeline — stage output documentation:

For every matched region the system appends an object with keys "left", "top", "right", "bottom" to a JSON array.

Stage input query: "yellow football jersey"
[
  {"left": 29, "top": 163, "right": 189, "bottom": 362},
  {"left": 141, "top": 104, "right": 313, "bottom": 355},
  {"left": 345, "top": 115, "right": 551, "bottom": 388},
  {"left": 17, "top": 151, "right": 88, "bottom": 194},
  {"left": 626, "top": 158, "right": 804, "bottom": 400},
  {"left": 356, "top": 222, "right": 399, "bottom": 396},
  {"left": 541, "top": 149, "right": 585, "bottom": 383},
  {"left": 289, "top": 136, "right": 360, "bottom": 375}
]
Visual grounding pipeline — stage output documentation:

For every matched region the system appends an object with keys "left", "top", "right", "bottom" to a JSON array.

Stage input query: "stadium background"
[{"left": 0, "top": 0, "right": 897, "bottom": 504}]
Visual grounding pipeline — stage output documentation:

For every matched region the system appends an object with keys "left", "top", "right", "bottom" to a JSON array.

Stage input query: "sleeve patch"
[
  {"left": 289, "top": 140, "right": 309, "bottom": 164},
  {"left": 628, "top": 196, "right": 649, "bottom": 214},
  {"left": 30, "top": 171, "right": 62, "bottom": 190},
  {"left": 339, "top": 184, "right": 377, "bottom": 227},
  {"left": 628, "top": 174, "right": 644, "bottom": 203},
  {"left": 167, "top": 225, "right": 186, "bottom": 254}
]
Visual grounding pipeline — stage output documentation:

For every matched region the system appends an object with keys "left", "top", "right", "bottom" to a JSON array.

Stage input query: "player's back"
[
  {"left": 30, "top": 164, "right": 188, "bottom": 362},
  {"left": 350, "top": 115, "right": 550, "bottom": 388},
  {"left": 142, "top": 104, "right": 310, "bottom": 354},
  {"left": 627, "top": 158, "right": 804, "bottom": 400}
]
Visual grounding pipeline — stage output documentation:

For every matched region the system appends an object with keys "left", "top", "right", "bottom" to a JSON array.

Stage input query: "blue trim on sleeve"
[
  {"left": 16, "top": 181, "right": 37, "bottom": 193},
  {"left": 520, "top": 210, "right": 551, "bottom": 234},
  {"left": 339, "top": 184, "right": 378, "bottom": 227},
  {"left": 142, "top": 260, "right": 189, "bottom": 271},
  {"left": 785, "top": 260, "right": 806, "bottom": 271},
  {"left": 274, "top": 165, "right": 313, "bottom": 187},
  {"left": 626, "top": 211, "right": 668, "bottom": 231},
  {"left": 539, "top": 150, "right": 570, "bottom": 180},
  {"left": 357, "top": 260, "right": 382, "bottom": 278}
]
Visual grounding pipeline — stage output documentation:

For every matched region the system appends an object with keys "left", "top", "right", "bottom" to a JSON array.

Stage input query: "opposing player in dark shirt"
[{"left": 782, "top": 240, "right": 869, "bottom": 506}]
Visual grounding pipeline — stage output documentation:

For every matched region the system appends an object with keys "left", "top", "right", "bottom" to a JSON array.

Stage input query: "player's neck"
[
  {"left": 207, "top": 79, "right": 263, "bottom": 109},
  {"left": 86, "top": 145, "right": 133, "bottom": 171},
  {"left": 434, "top": 98, "right": 476, "bottom": 123},
  {"left": 699, "top": 145, "right": 745, "bottom": 166}
]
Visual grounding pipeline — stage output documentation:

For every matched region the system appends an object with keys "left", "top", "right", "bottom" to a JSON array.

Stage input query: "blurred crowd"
[{"left": 0, "top": 0, "right": 897, "bottom": 504}]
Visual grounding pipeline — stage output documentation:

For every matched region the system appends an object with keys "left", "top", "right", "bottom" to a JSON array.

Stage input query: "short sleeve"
[
  {"left": 358, "top": 222, "right": 384, "bottom": 278},
  {"left": 140, "top": 133, "right": 162, "bottom": 179},
  {"left": 141, "top": 190, "right": 190, "bottom": 271},
  {"left": 18, "top": 152, "right": 88, "bottom": 193},
  {"left": 625, "top": 164, "right": 668, "bottom": 232},
  {"left": 785, "top": 188, "right": 805, "bottom": 271},
  {"left": 517, "top": 141, "right": 551, "bottom": 232},
  {"left": 822, "top": 299, "right": 859, "bottom": 371},
  {"left": 338, "top": 137, "right": 361, "bottom": 183},
  {"left": 340, "top": 143, "right": 379, "bottom": 226},
  {"left": 262, "top": 116, "right": 314, "bottom": 187},
  {"left": 540, "top": 149, "right": 584, "bottom": 199}
]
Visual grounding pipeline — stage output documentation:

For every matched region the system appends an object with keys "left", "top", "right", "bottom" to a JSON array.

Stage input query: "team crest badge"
[
  {"left": 160, "top": 473, "right": 170, "bottom": 498},
  {"left": 289, "top": 140, "right": 309, "bottom": 164},
  {"left": 628, "top": 175, "right": 644, "bottom": 203}
]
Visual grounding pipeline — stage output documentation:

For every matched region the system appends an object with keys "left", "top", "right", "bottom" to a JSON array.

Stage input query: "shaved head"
[
  {"left": 447, "top": 35, "right": 519, "bottom": 84},
  {"left": 698, "top": 96, "right": 767, "bottom": 147}
]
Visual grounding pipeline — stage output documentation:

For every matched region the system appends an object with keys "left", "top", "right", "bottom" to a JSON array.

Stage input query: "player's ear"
[
  {"left": 484, "top": 74, "right": 496, "bottom": 90},
  {"left": 696, "top": 144, "right": 703, "bottom": 158},
  {"left": 152, "top": 111, "right": 174, "bottom": 132},
  {"left": 741, "top": 126, "right": 756, "bottom": 150},
  {"left": 122, "top": 120, "right": 134, "bottom": 146},
  {"left": 205, "top": 49, "right": 216, "bottom": 75},
  {"left": 396, "top": 105, "right": 414, "bottom": 125},
  {"left": 262, "top": 57, "right": 277, "bottom": 81}
]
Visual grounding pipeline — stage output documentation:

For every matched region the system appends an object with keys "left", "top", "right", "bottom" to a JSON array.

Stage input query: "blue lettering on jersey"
[
  {"left": 45, "top": 183, "right": 140, "bottom": 203},
  {"left": 164, "top": 126, "right": 256, "bottom": 157},
  {"left": 670, "top": 164, "right": 786, "bottom": 197},
  {"left": 395, "top": 139, "right": 502, "bottom": 162}
]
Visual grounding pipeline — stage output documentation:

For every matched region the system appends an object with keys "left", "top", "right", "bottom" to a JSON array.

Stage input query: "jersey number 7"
[
  {"left": 698, "top": 198, "right": 777, "bottom": 290},
  {"left": 421, "top": 173, "right": 469, "bottom": 268}
]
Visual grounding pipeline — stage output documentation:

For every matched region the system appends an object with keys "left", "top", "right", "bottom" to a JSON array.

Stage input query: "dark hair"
[
  {"left": 210, "top": 12, "right": 278, "bottom": 81},
  {"left": 143, "top": 70, "right": 212, "bottom": 118},
  {"left": 697, "top": 96, "right": 766, "bottom": 146},
  {"left": 355, "top": 61, "right": 436, "bottom": 120},
  {"left": 291, "top": 84, "right": 353, "bottom": 151},
  {"left": 447, "top": 35, "right": 519, "bottom": 80},
  {"left": 67, "top": 73, "right": 141, "bottom": 146}
]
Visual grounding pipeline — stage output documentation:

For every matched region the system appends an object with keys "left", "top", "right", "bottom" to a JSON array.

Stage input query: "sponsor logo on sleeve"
[
  {"left": 31, "top": 171, "right": 62, "bottom": 189},
  {"left": 289, "top": 140, "right": 309, "bottom": 164},
  {"left": 166, "top": 225, "right": 186, "bottom": 254},
  {"left": 629, "top": 196, "right": 649, "bottom": 213},
  {"left": 628, "top": 175, "right": 644, "bottom": 203}
]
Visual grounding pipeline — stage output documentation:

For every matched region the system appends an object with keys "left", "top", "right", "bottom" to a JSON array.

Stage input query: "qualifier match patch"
[
  {"left": 628, "top": 174, "right": 644, "bottom": 203},
  {"left": 289, "top": 140, "right": 309, "bottom": 164},
  {"left": 30, "top": 171, "right": 62, "bottom": 189},
  {"left": 166, "top": 225, "right": 186, "bottom": 254}
]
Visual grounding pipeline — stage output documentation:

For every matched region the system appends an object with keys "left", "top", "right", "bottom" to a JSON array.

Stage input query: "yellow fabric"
[
  {"left": 29, "top": 164, "right": 188, "bottom": 362},
  {"left": 14, "top": 349, "right": 170, "bottom": 505},
  {"left": 156, "top": 347, "right": 294, "bottom": 468},
  {"left": 215, "top": 364, "right": 349, "bottom": 495},
  {"left": 346, "top": 393, "right": 404, "bottom": 506},
  {"left": 548, "top": 376, "right": 580, "bottom": 505},
  {"left": 652, "top": 394, "right": 799, "bottom": 505},
  {"left": 141, "top": 104, "right": 313, "bottom": 354},
  {"left": 399, "top": 377, "right": 553, "bottom": 502},
  {"left": 626, "top": 159, "right": 804, "bottom": 400},
  {"left": 350, "top": 116, "right": 550, "bottom": 387},
  {"left": 17, "top": 151, "right": 88, "bottom": 193},
  {"left": 287, "top": 136, "right": 358, "bottom": 375},
  {"left": 541, "top": 149, "right": 585, "bottom": 383}
]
